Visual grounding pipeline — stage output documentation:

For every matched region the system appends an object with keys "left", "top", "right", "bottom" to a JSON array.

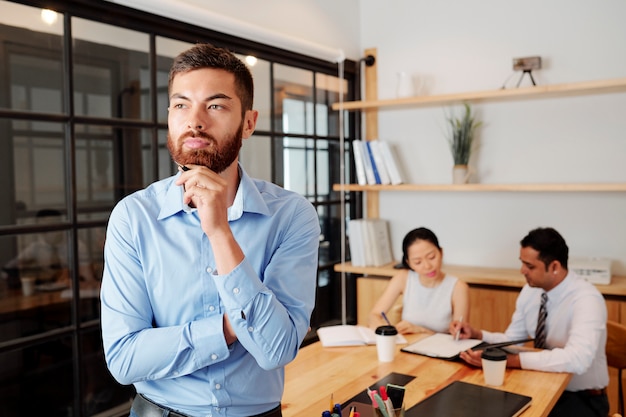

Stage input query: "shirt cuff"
[{"left": 213, "top": 258, "right": 264, "bottom": 308}]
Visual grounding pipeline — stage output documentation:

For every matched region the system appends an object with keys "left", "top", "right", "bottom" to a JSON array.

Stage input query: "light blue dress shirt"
[{"left": 101, "top": 166, "right": 320, "bottom": 417}]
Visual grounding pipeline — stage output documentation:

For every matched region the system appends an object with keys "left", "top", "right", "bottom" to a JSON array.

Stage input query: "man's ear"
[
  {"left": 242, "top": 110, "right": 258, "bottom": 139},
  {"left": 549, "top": 260, "right": 561, "bottom": 275}
]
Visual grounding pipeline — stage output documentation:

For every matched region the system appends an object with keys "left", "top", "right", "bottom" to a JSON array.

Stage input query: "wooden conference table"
[{"left": 282, "top": 334, "right": 571, "bottom": 417}]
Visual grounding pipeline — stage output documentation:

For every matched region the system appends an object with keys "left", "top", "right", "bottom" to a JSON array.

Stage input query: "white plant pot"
[{"left": 452, "top": 165, "right": 470, "bottom": 184}]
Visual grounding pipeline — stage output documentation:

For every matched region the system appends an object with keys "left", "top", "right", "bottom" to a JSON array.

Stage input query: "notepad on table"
[
  {"left": 401, "top": 333, "right": 483, "bottom": 359},
  {"left": 317, "top": 325, "right": 407, "bottom": 347}
]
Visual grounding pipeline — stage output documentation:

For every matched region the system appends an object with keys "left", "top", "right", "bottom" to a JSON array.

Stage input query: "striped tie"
[{"left": 534, "top": 292, "right": 548, "bottom": 349}]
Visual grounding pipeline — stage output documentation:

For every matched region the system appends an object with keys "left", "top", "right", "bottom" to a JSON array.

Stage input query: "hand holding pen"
[
  {"left": 381, "top": 311, "right": 392, "bottom": 326},
  {"left": 175, "top": 163, "right": 231, "bottom": 234},
  {"left": 450, "top": 317, "right": 465, "bottom": 340},
  {"left": 450, "top": 318, "right": 482, "bottom": 341},
  {"left": 454, "top": 316, "right": 463, "bottom": 341}
]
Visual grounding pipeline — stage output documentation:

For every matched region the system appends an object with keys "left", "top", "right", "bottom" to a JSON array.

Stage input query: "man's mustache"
[{"left": 181, "top": 130, "right": 216, "bottom": 142}]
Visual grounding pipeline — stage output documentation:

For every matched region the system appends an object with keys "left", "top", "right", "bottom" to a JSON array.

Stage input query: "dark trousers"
[{"left": 548, "top": 390, "right": 609, "bottom": 417}]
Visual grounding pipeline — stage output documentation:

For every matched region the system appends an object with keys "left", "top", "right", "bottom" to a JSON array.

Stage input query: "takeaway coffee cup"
[
  {"left": 20, "top": 276, "right": 36, "bottom": 296},
  {"left": 375, "top": 325, "right": 398, "bottom": 362},
  {"left": 481, "top": 347, "right": 508, "bottom": 386}
]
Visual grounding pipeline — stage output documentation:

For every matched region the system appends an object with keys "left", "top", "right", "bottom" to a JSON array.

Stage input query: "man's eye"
[
  {"left": 172, "top": 103, "right": 185, "bottom": 109},
  {"left": 208, "top": 104, "right": 222, "bottom": 110}
]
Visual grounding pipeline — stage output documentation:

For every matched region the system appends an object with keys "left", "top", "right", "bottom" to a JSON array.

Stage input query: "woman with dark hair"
[{"left": 368, "top": 227, "right": 469, "bottom": 335}]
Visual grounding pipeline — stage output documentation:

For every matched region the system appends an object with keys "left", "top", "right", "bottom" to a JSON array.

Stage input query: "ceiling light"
[
  {"left": 41, "top": 9, "right": 59, "bottom": 25},
  {"left": 245, "top": 55, "right": 258, "bottom": 67}
]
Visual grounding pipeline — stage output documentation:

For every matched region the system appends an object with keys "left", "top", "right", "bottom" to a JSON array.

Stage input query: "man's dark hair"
[
  {"left": 168, "top": 43, "right": 254, "bottom": 114},
  {"left": 401, "top": 227, "right": 441, "bottom": 268},
  {"left": 520, "top": 227, "right": 569, "bottom": 270}
]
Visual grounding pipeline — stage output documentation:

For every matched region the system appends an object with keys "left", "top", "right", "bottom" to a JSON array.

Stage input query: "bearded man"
[{"left": 101, "top": 43, "right": 319, "bottom": 417}]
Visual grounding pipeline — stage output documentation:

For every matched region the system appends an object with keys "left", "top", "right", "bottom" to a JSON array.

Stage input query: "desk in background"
[{"left": 282, "top": 334, "right": 571, "bottom": 417}]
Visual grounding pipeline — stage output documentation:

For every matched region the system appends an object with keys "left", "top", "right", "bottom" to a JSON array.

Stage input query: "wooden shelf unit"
[
  {"left": 334, "top": 261, "right": 626, "bottom": 297},
  {"left": 331, "top": 76, "right": 626, "bottom": 111},
  {"left": 334, "top": 52, "right": 626, "bottom": 413},
  {"left": 333, "top": 183, "right": 626, "bottom": 192}
]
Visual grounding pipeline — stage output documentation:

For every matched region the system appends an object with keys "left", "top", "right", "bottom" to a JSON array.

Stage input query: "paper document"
[
  {"left": 401, "top": 333, "right": 482, "bottom": 359},
  {"left": 317, "top": 325, "right": 408, "bottom": 347}
]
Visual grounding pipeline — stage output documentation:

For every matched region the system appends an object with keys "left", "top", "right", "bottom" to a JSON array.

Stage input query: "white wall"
[
  {"left": 8, "top": 0, "right": 362, "bottom": 60},
  {"left": 359, "top": 0, "right": 626, "bottom": 274},
  {"left": 152, "top": 0, "right": 362, "bottom": 61}
]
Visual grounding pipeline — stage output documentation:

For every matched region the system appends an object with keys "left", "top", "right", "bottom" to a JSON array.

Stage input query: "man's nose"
[{"left": 187, "top": 108, "right": 207, "bottom": 130}]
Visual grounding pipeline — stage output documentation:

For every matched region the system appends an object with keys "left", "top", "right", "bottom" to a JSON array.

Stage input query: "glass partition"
[
  {"left": 72, "top": 17, "right": 150, "bottom": 120},
  {"left": 0, "top": 1, "right": 357, "bottom": 415}
]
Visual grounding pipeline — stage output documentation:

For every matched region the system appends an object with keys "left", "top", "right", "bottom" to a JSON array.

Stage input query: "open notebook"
[
  {"left": 401, "top": 333, "right": 482, "bottom": 359},
  {"left": 317, "top": 325, "right": 407, "bottom": 347},
  {"left": 401, "top": 333, "right": 534, "bottom": 360},
  {"left": 405, "top": 380, "right": 532, "bottom": 417}
]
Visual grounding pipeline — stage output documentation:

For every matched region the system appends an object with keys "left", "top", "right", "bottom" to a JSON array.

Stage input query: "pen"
[
  {"left": 373, "top": 392, "right": 389, "bottom": 417},
  {"left": 329, "top": 393, "right": 334, "bottom": 414},
  {"left": 379, "top": 386, "right": 395, "bottom": 416},
  {"left": 381, "top": 311, "right": 392, "bottom": 326},
  {"left": 348, "top": 406, "right": 355, "bottom": 417},
  {"left": 455, "top": 315, "right": 463, "bottom": 341},
  {"left": 178, "top": 164, "right": 190, "bottom": 191}
]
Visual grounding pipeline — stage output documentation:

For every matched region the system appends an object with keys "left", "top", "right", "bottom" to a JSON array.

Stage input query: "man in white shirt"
[{"left": 452, "top": 227, "right": 609, "bottom": 417}]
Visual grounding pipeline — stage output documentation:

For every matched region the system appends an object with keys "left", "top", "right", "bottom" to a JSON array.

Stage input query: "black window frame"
[{"left": 0, "top": 1, "right": 362, "bottom": 415}]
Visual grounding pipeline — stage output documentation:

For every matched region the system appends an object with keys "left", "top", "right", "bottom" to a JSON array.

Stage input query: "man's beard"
[{"left": 168, "top": 123, "right": 243, "bottom": 174}]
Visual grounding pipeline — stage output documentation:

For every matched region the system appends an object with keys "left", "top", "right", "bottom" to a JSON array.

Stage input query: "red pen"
[
  {"left": 380, "top": 385, "right": 395, "bottom": 415},
  {"left": 379, "top": 386, "right": 388, "bottom": 400}
]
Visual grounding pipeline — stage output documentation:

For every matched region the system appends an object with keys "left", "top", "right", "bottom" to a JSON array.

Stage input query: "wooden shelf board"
[
  {"left": 331, "top": 77, "right": 626, "bottom": 111},
  {"left": 334, "top": 261, "right": 626, "bottom": 297},
  {"left": 333, "top": 183, "right": 626, "bottom": 192}
]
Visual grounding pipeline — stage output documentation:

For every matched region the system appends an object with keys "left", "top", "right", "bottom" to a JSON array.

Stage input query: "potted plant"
[{"left": 446, "top": 103, "right": 481, "bottom": 183}]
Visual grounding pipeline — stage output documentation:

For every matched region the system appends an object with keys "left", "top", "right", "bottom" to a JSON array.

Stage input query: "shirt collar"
[
  {"left": 157, "top": 164, "right": 270, "bottom": 221},
  {"left": 545, "top": 270, "right": 575, "bottom": 303}
]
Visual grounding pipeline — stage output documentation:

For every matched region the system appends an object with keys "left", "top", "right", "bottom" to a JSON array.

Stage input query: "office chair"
[{"left": 606, "top": 320, "right": 626, "bottom": 416}]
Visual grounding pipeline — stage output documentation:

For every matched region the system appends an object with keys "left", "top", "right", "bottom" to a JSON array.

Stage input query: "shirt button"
[
  {"left": 206, "top": 266, "right": 213, "bottom": 274},
  {"left": 211, "top": 354, "right": 218, "bottom": 360},
  {"left": 233, "top": 288, "right": 240, "bottom": 294},
  {"left": 215, "top": 383, "right": 221, "bottom": 390},
  {"left": 209, "top": 305, "right": 215, "bottom": 311},
  {"left": 248, "top": 326, "right": 254, "bottom": 332}
]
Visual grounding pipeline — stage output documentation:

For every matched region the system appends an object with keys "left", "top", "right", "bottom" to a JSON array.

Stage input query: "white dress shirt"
[{"left": 482, "top": 272, "right": 608, "bottom": 391}]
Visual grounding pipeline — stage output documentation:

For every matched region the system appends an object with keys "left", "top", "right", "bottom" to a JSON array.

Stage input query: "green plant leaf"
[{"left": 445, "top": 103, "right": 481, "bottom": 165}]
